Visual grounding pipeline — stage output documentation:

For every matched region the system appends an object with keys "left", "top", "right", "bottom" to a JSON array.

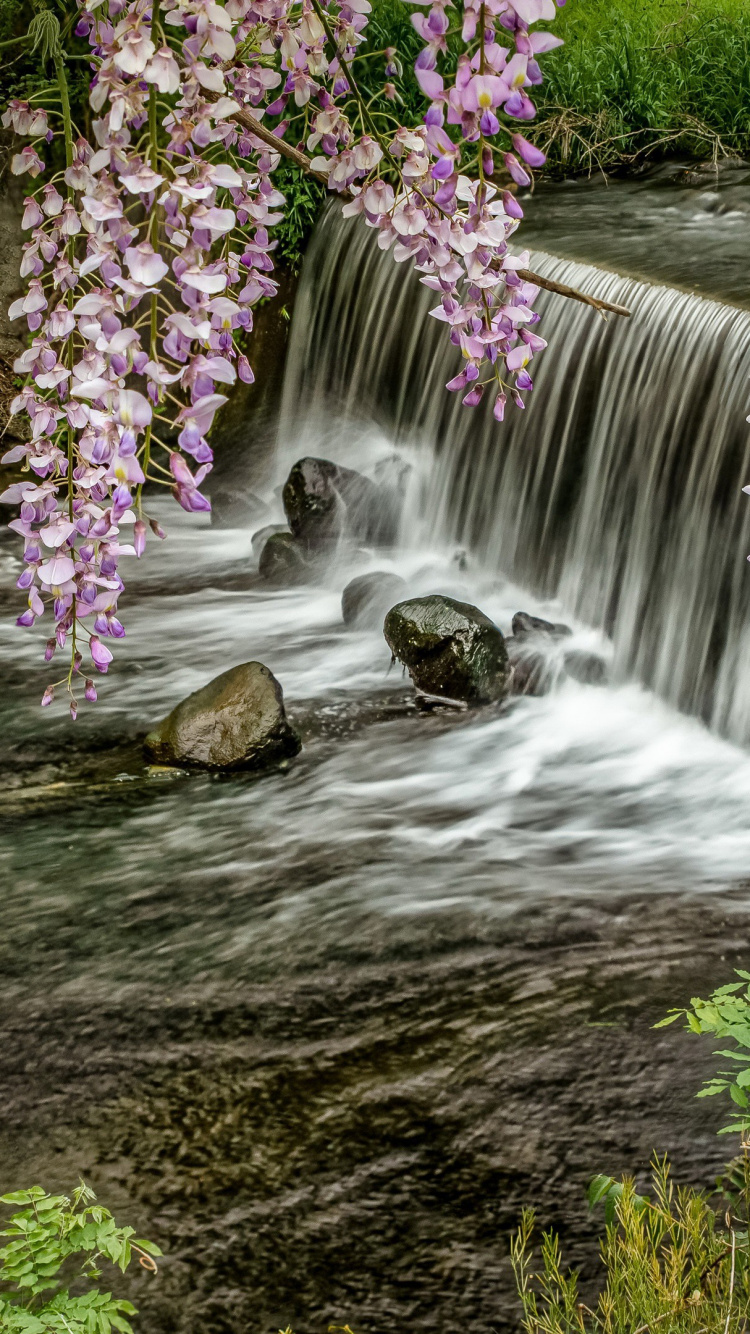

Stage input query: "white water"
[
  {"left": 4, "top": 193, "right": 750, "bottom": 924},
  {"left": 280, "top": 205, "right": 750, "bottom": 743}
]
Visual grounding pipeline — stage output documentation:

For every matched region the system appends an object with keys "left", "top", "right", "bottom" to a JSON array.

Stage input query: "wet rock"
[
  {"left": 512, "top": 611, "right": 572, "bottom": 640},
  {"left": 564, "top": 650, "right": 608, "bottom": 686},
  {"left": 505, "top": 636, "right": 552, "bottom": 697},
  {"left": 144, "top": 662, "right": 301, "bottom": 771},
  {"left": 282, "top": 457, "right": 385, "bottom": 547},
  {"left": 251, "top": 523, "right": 289, "bottom": 561},
  {"left": 384, "top": 594, "right": 511, "bottom": 704},
  {"left": 342, "top": 572, "right": 408, "bottom": 629},
  {"left": 258, "top": 531, "right": 312, "bottom": 584}
]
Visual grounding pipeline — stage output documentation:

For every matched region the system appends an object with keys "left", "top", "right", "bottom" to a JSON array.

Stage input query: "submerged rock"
[
  {"left": 144, "top": 662, "right": 301, "bottom": 771},
  {"left": 258, "top": 531, "right": 312, "bottom": 584},
  {"left": 209, "top": 486, "right": 269, "bottom": 529},
  {"left": 384, "top": 594, "right": 511, "bottom": 704},
  {"left": 505, "top": 637, "right": 553, "bottom": 697},
  {"left": 282, "top": 457, "right": 387, "bottom": 547},
  {"left": 342, "top": 572, "right": 408, "bottom": 628},
  {"left": 252, "top": 523, "right": 288, "bottom": 560},
  {"left": 512, "top": 611, "right": 573, "bottom": 640},
  {"left": 564, "top": 650, "right": 608, "bottom": 686}
]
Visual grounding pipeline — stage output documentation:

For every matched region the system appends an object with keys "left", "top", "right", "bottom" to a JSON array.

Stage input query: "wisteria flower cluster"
[{"left": 2, "top": 0, "right": 563, "bottom": 714}]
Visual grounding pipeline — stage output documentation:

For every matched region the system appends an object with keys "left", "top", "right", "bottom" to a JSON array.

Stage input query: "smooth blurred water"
[{"left": 3, "top": 172, "right": 750, "bottom": 1333}]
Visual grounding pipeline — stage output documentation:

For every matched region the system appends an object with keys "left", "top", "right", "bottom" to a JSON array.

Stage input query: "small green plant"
[
  {"left": 0, "top": 1183, "right": 160, "bottom": 1333},
  {"left": 512, "top": 1157, "right": 749, "bottom": 1332},
  {"left": 656, "top": 970, "right": 750, "bottom": 1139},
  {"left": 512, "top": 973, "right": 750, "bottom": 1332}
]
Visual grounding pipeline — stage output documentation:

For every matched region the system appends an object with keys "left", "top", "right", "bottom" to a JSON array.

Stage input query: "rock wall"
[{"left": 208, "top": 263, "right": 299, "bottom": 496}]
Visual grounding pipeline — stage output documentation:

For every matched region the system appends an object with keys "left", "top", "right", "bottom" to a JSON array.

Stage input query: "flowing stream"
[{"left": 2, "top": 172, "right": 750, "bottom": 1332}]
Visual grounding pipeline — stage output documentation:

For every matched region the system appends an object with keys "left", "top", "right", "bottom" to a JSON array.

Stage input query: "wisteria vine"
[{"left": 1, "top": 0, "right": 566, "bottom": 716}]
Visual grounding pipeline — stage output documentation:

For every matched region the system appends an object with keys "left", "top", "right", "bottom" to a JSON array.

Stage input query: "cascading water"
[{"left": 280, "top": 203, "right": 750, "bottom": 743}]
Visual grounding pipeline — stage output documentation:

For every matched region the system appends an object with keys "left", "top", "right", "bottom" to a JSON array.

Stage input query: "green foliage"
[
  {"left": 512, "top": 1156, "right": 750, "bottom": 1332},
  {"left": 272, "top": 163, "right": 326, "bottom": 274},
  {"left": 535, "top": 0, "right": 750, "bottom": 173},
  {"left": 0, "top": 1184, "right": 160, "bottom": 1334},
  {"left": 655, "top": 970, "right": 750, "bottom": 1138}
]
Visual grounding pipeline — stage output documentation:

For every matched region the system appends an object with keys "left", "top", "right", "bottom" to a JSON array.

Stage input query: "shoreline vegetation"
[{"left": 537, "top": 0, "right": 750, "bottom": 175}]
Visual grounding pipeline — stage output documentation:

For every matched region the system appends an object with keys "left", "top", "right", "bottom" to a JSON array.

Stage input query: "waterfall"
[{"left": 279, "top": 204, "right": 750, "bottom": 745}]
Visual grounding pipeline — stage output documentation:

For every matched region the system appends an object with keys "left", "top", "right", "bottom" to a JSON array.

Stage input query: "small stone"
[
  {"left": 209, "top": 487, "right": 269, "bottom": 529},
  {"left": 512, "top": 611, "right": 573, "bottom": 640},
  {"left": 342, "top": 572, "right": 408, "bottom": 628},
  {"left": 384, "top": 594, "right": 511, "bottom": 704},
  {"left": 144, "top": 662, "right": 301, "bottom": 771},
  {"left": 252, "top": 523, "right": 289, "bottom": 560},
  {"left": 258, "top": 531, "right": 312, "bottom": 584}
]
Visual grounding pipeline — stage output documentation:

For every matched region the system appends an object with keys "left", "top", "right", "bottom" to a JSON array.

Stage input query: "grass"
[{"left": 535, "top": 0, "right": 750, "bottom": 173}]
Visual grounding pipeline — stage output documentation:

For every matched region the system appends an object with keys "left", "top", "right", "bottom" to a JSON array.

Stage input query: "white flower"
[
  {"left": 180, "top": 266, "right": 227, "bottom": 294},
  {"left": 120, "top": 166, "right": 166, "bottom": 194},
  {"left": 143, "top": 46, "right": 180, "bottom": 93},
  {"left": 124, "top": 242, "right": 169, "bottom": 286}
]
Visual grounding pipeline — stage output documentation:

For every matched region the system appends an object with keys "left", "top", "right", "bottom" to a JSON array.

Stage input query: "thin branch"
[
  {"left": 516, "top": 268, "right": 631, "bottom": 319},
  {"left": 216, "top": 95, "right": 632, "bottom": 318}
]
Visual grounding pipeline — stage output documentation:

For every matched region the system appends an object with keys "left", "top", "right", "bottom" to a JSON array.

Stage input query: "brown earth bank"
[{"left": 0, "top": 892, "right": 747, "bottom": 1334}]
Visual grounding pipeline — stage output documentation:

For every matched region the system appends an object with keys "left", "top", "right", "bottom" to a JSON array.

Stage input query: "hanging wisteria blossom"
[{"left": 1, "top": 0, "right": 570, "bottom": 716}]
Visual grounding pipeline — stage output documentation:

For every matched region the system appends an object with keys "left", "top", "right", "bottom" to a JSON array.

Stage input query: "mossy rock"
[
  {"left": 144, "top": 662, "right": 301, "bottom": 771},
  {"left": 384, "top": 595, "right": 511, "bottom": 704}
]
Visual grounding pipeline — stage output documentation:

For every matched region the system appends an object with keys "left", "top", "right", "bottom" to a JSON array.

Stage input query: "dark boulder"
[
  {"left": 384, "top": 594, "right": 511, "bottom": 704},
  {"left": 144, "top": 662, "right": 301, "bottom": 771},
  {"left": 342, "top": 572, "right": 408, "bottom": 629},
  {"left": 258, "top": 531, "right": 312, "bottom": 584},
  {"left": 282, "top": 457, "right": 387, "bottom": 547},
  {"left": 564, "top": 650, "right": 608, "bottom": 686},
  {"left": 512, "top": 611, "right": 573, "bottom": 640}
]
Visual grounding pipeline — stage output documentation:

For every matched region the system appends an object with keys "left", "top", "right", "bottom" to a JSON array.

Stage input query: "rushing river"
[{"left": 2, "top": 168, "right": 750, "bottom": 1333}]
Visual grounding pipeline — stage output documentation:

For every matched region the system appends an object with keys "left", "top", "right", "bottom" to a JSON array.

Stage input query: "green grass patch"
[{"left": 536, "top": 0, "right": 750, "bottom": 172}]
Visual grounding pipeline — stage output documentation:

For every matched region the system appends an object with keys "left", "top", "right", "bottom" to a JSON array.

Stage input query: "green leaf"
[
  {"left": 587, "top": 1175, "right": 616, "bottom": 1208},
  {"left": 730, "top": 1085, "right": 749, "bottom": 1108},
  {"left": 653, "top": 1012, "right": 684, "bottom": 1029}
]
